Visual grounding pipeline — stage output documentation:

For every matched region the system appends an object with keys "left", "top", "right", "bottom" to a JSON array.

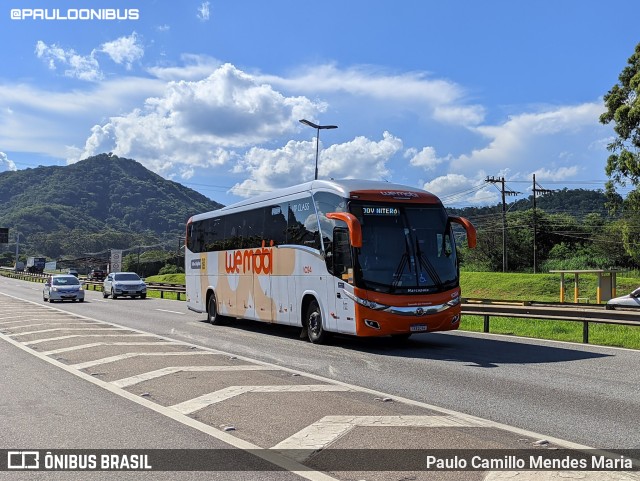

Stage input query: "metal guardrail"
[
  {"left": 82, "top": 281, "right": 186, "bottom": 300},
  {"left": 461, "top": 302, "right": 640, "bottom": 344},
  {"left": 0, "top": 269, "right": 186, "bottom": 300}
]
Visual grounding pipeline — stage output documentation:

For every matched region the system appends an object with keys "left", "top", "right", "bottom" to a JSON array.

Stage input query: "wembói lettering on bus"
[{"left": 225, "top": 247, "right": 273, "bottom": 274}]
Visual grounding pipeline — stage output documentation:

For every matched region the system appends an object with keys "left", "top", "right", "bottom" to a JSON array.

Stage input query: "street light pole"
[{"left": 299, "top": 119, "right": 337, "bottom": 180}]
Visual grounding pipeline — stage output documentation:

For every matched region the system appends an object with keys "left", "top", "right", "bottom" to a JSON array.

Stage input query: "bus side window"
[{"left": 332, "top": 227, "right": 353, "bottom": 283}]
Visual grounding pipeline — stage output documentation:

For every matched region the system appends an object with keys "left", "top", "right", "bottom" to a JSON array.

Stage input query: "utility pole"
[
  {"left": 15, "top": 231, "right": 20, "bottom": 270},
  {"left": 486, "top": 176, "right": 520, "bottom": 272},
  {"left": 532, "top": 174, "right": 554, "bottom": 274}
]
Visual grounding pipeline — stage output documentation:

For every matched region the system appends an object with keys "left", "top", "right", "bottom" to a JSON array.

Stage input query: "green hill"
[
  {"left": 0, "top": 153, "right": 223, "bottom": 258},
  {"left": 448, "top": 188, "right": 615, "bottom": 220}
]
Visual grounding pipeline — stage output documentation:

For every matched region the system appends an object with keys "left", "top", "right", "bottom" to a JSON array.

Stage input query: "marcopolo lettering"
[{"left": 225, "top": 247, "right": 273, "bottom": 275}]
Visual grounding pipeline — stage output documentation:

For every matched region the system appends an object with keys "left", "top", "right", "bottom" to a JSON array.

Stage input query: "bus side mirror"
[
  {"left": 326, "top": 212, "right": 362, "bottom": 248},
  {"left": 449, "top": 216, "right": 477, "bottom": 248}
]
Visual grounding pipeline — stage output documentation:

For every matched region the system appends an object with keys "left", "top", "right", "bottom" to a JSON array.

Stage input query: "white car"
[
  {"left": 43, "top": 275, "right": 85, "bottom": 303},
  {"left": 605, "top": 287, "right": 640, "bottom": 310},
  {"left": 103, "top": 272, "right": 147, "bottom": 299}
]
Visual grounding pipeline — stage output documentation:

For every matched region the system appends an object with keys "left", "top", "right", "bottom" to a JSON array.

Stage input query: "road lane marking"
[
  {"left": 8, "top": 327, "right": 130, "bottom": 336},
  {"left": 112, "top": 365, "right": 277, "bottom": 388},
  {"left": 273, "top": 414, "right": 490, "bottom": 461},
  {"left": 171, "top": 385, "right": 352, "bottom": 415},
  {"left": 72, "top": 351, "right": 219, "bottom": 370},
  {"left": 155, "top": 309, "right": 185, "bottom": 315},
  {"left": 41, "top": 341, "right": 179, "bottom": 355},
  {"left": 23, "top": 333, "right": 153, "bottom": 345},
  {"left": 2, "top": 322, "right": 103, "bottom": 330}
]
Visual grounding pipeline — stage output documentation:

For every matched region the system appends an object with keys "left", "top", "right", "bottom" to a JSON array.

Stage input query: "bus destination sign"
[{"left": 362, "top": 206, "right": 400, "bottom": 216}]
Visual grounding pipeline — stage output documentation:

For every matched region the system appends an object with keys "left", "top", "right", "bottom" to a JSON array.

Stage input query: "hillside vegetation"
[{"left": 0, "top": 154, "right": 223, "bottom": 258}]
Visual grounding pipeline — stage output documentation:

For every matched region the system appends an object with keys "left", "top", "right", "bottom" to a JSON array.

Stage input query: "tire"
[
  {"left": 207, "top": 295, "right": 223, "bottom": 325},
  {"left": 111, "top": 288, "right": 118, "bottom": 299},
  {"left": 306, "top": 300, "right": 330, "bottom": 344},
  {"left": 140, "top": 294, "right": 146, "bottom": 299},
  {"left": 605, "top": 304, "right": 614, "bottom": 310},
  {"left": 48, "top": 297, "right": 54, "bottom": 303},
  {"left": 79, "top": 298, "right": 84, "bottom": 303}
]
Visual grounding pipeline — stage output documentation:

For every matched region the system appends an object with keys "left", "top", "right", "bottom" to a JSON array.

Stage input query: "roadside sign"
[{"left": 110, "top": 249, "right": 122, "bottom": 273}]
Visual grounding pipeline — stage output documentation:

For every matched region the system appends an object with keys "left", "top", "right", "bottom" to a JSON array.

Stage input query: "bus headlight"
[{"left": 343, "top": 291, "right": 389, "bottom": 311}]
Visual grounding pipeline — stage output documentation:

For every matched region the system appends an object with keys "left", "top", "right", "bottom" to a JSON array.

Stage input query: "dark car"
[{"left": 88, "top": 269, "right": 106, "bottom": 281}]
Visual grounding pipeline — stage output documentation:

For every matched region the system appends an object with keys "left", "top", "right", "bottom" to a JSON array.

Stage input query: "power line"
[{"left": 485, "top": 176, "right": 521, "bottom": 272}]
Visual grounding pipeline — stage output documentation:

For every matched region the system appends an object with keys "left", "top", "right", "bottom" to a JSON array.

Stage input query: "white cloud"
[
  {"left": 0, "top": 152, "right": 17, "bottom": 172},
  {"left": 197, "top": 2, "right": 211, "bottom": 21},
  {"left": 230, "top": 131, "right": 403, "bottom": 197},
  {"left": 100, "top": 33, "right": 144, "bottom": 69},
  {"left": 452, "top": 103, "right": 606, "bottom": 173},
  {"left": 147, "top": 54, "right": 221, "bottom": 81},
  {"left": 406, "top": 146, "right": 446, "bottom": 170},
  {"left": 412, "top": 103, "right": 611, "bottom": 205},
  {"left": 422, "top": 173, "right": 499, "bottom": 206},
  {"left": 258, "top": 64, "right": 485, "bottom": 127},
  {"left": 321, "top": 131, "right": 402, "bottom": 179},
  {"left": 0, "top": 77, "right": 166, "bottom": 160},
  {"left": 35, "top": 41, "right": 102, "bottom": 81},
  {"left": 531, "top": 166, "right": 579, "bottom": 181},
  {"left": 79, "top": 63, "right": 322, "bottom": 172}
]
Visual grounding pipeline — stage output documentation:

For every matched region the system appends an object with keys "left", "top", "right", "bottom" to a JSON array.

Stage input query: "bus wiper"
[
  {"left": 392, "top": 236, "right": 413, "bottom": 289},
  {"left": 414, "top": 237, "right": 443, "bottom": 289}
]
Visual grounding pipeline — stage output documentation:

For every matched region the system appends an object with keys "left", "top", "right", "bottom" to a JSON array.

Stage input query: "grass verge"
[{"left": 460, "top": 271, "right": 640, "bottom": 349}]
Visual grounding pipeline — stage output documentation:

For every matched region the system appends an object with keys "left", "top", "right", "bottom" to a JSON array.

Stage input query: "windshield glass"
[
  {"left": 350, "top": 202, "right": 457, "bottom": 294},
  {"left": 114, "top": 273, "right": 141, "bottom": 281},
  {"left": 53, "top": 276, "right": 80, "bottom": 286}
]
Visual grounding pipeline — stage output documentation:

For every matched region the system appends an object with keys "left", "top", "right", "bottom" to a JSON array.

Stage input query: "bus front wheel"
[
  {"left": 306, "top": 300, "right": 330, "bottom": 344},
  {"left": 207, "top": 295, "right": 223, "bottom": 325}
]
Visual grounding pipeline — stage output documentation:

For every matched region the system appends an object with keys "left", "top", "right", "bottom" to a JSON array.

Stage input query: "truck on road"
[{"left": 26, "top": 256, "right": 46, "bottom": 274}]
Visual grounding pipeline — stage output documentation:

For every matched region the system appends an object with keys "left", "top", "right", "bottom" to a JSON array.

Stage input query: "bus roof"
[{"left": 190, "top": 179, "right": 442, "bottom": 222}]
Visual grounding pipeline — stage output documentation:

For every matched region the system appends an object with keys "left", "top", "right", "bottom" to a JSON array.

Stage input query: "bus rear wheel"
[{"left": 306, "top": 300, "right": 330, "bottom": 344}]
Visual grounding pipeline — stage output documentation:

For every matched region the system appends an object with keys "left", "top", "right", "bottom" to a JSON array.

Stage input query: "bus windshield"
[{"left": 349, "top": 202, "right": 457, "bottom": 294}]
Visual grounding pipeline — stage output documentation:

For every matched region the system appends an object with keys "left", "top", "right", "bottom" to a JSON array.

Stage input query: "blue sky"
[{"left": 1, "top": 1, "right": 638, "bottom": 207}]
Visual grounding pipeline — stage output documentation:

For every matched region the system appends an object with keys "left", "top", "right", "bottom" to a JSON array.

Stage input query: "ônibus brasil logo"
[{"left": 225, "top": 247, "right": 273, "bottom": 275}]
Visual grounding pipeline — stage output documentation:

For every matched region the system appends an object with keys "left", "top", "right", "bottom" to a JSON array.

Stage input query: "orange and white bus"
[{"left": 185, "top": 179, "right": 476, "bottom": 343}]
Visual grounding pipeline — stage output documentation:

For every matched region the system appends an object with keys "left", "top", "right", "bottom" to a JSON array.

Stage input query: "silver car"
[
  {"left": 43, "top": 275, "right": 85, "bottom": 303},
  {"left": 605, "top": 287, "right": 640, "bottom": 310},
  {"left": 103, "top": 272, "right": 147, "bottom": 299}
]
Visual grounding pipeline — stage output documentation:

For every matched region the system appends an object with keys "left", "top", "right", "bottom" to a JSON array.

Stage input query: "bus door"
[{"left": 327, "top": 228, "right": 357, "bottom": 334}]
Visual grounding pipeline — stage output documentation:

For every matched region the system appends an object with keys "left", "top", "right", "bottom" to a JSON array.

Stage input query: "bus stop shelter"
[{"left": 549, "top": 269, "right": 621, "bottom": 304}]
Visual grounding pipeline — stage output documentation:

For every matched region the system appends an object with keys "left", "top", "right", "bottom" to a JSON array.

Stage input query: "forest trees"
[{"left": 600, "top": 42, "right": 640, "bottom": 262}]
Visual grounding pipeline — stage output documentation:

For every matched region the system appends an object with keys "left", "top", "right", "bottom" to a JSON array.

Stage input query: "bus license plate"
[{"left": 410, "top": 324, "right": 428, "bottom": 332}]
